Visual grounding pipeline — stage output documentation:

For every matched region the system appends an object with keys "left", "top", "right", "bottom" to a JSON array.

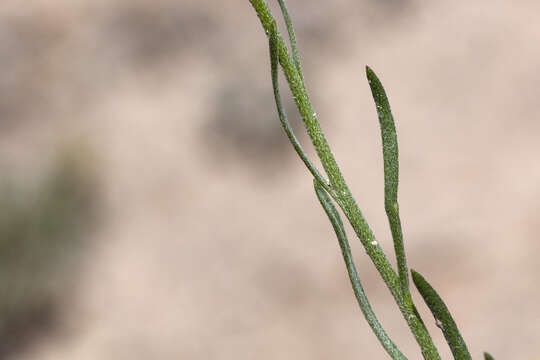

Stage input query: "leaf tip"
[
  {"left": 411, "top": 269, "right": 426, "bottom": 290},
  {"left": 365, "top": 65, "right": 374, "bottom": 79}
]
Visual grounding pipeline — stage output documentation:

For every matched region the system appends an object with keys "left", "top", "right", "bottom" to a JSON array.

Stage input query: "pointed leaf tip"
[
  {"left": 368, "top": 65, "right": 407, "bottom": 295},
  {"left": 365, "top": 65, "right": 375, "bottom": 81},
  {"left": 484, "top": 352, "right": 494, "bottom": 360}
]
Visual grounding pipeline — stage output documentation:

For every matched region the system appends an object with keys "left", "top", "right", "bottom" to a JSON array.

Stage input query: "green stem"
[
  {"left": 250, "top": 1, "right": 440, "bottom": 358},
  {"left": 314, "top": 179, "right": 407, "bottom": 360},
  {"left": 268, "top": 21, "right": 331, "bottom": 192}
]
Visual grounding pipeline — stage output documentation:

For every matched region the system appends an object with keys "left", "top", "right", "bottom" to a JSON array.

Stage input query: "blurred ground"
[{"left": 1, "top": 0, "right": 539, "bottom": 359}]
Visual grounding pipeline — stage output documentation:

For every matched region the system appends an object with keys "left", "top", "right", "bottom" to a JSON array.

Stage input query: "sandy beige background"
[{"left": 1, "top": 0, "right": 539, "bottom": 359}]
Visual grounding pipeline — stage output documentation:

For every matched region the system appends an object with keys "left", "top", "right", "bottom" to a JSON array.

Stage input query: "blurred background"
[{"left": 1, "top": 0, "right": 539, "bottom": 359}]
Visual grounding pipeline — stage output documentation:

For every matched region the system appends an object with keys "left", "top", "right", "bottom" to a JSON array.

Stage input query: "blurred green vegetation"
[{"left": 0, "top": 150, "right": 98, "bottom": 356}]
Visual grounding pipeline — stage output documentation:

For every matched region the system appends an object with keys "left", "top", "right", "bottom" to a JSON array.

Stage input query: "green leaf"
[
  {"left": 314, "top": 179, "right": 407, "bottom": 360},
  {"left": 277, "top": 0, "right": 304, "bottom": 83},
  {"left": 366, "top": 66, "right": 408, "bottom": 297},
  {"left": 411, "top": 270, "right": 472, "bottom": 360},
  {"left": 483, "top": 352, "right": 494, "bottom": 360}
]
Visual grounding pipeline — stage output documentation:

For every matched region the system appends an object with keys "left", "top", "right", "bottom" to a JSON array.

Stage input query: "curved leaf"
[{"left": 366, "top": 66, "right": 408, "bottom": 296}]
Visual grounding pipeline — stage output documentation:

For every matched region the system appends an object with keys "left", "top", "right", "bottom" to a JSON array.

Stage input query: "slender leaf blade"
[
  {"left": 366, "top": 66, "right": 408, "bottom": 295},
  {"left": 277, "top": 0, "right": 304, "bottom": 82},
  {"left": 411, "top": 270, "right": 472, "bottom": 360}
]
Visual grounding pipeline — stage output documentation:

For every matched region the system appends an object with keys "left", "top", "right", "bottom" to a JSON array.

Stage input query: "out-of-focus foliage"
[{"left": 0, "top": 150, "right": 98, "bottom": 356}]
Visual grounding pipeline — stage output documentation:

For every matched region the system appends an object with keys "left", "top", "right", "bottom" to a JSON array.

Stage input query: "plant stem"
[
  {"left": 314, "top": 179, "right": 407, "bottom": 360},
  {"left": 249, "top": 1, "right": 441, "bottom": 358}
]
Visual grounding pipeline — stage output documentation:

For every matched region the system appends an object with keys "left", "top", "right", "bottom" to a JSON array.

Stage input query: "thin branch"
[
  {"left": 269, "top": 21, "right": 331, "bottom": 192},
  {"left": 249, "top": 1, "right": 442, "bottom": 358}
]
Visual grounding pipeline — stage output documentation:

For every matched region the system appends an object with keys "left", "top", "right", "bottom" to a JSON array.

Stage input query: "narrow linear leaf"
[
  {"left": 411, "top": 270, "right": 472, "bottom": 360},
  {"left": 314, "top": 179, "right": 407, "bottom": 360},
  {"left": 277, "top": 0, "right": 304, "bottom": 82},
  {"left": 483, "top": 352, "right": 494, "bottom": 360},
  {"left": 366, "top": 66, "right": 408, "bottom": 296},
  {"left": 268, "top": 21, "right": 330, "bottom": 191}
]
